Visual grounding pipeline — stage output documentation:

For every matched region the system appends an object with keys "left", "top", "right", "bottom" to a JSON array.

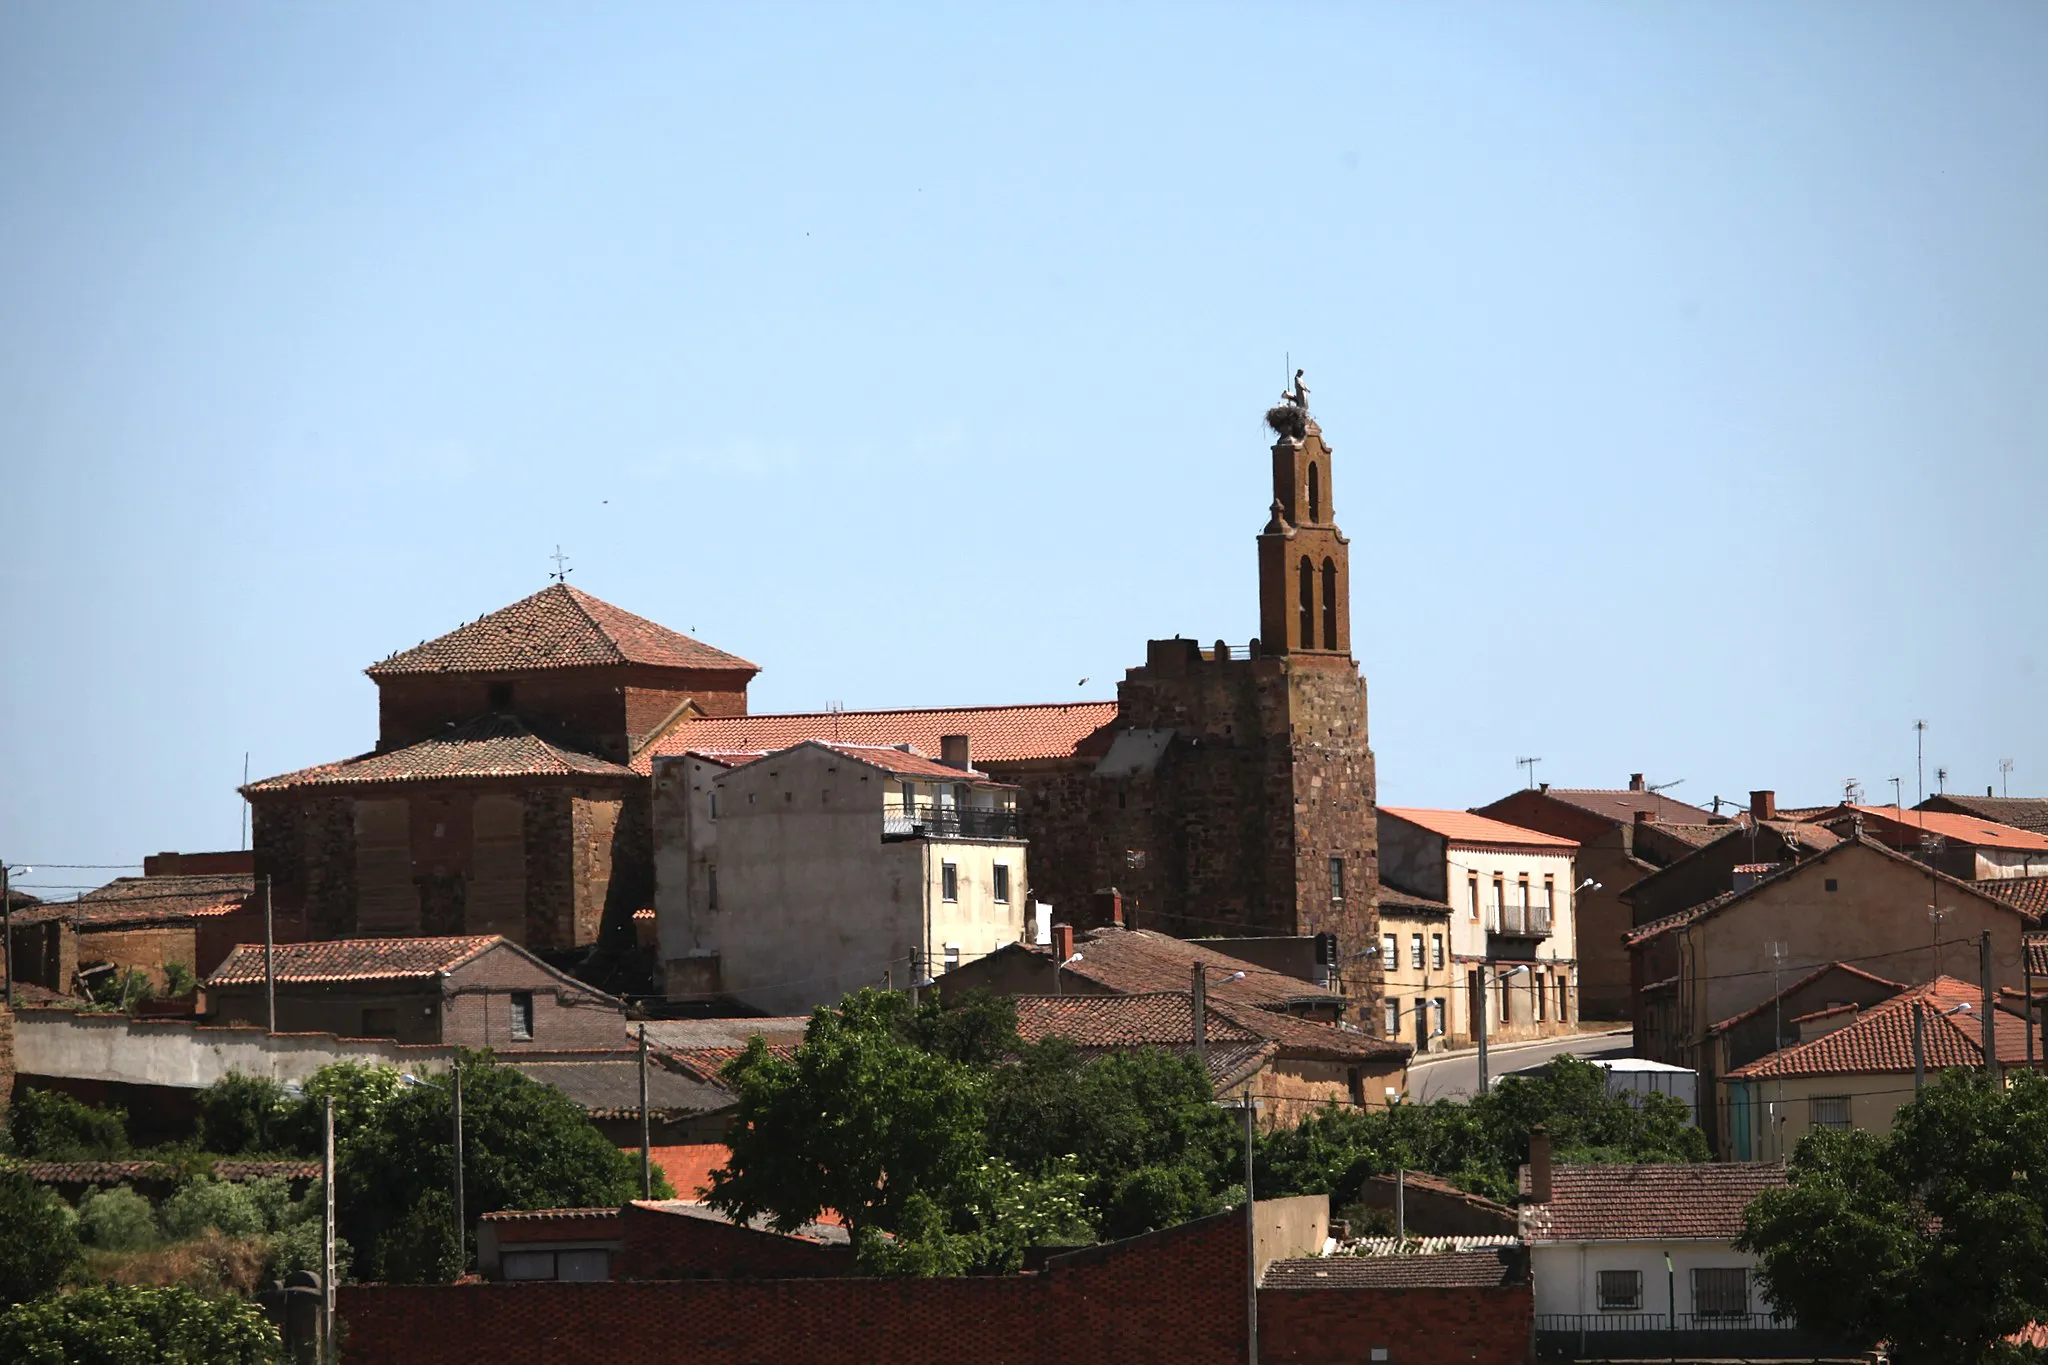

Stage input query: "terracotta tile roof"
[
  {"left": 1762, "top": 820, "right": 1845, "bottom": 853},
  {"left": 1378, "top": 886, "right": 1454, "bottom": 915},
  {"left": 245, "top": 713, "right": 637, "bottom": 792},
  {"left": 729, "top": 740, "right": 1012, "bottom": 784},
  {"left": 207, "top": 935, "right": 501, "bottom": 985},
  {"left": 13, "top": 874, "right": 254, "bottom": 929},
  {"left": 1838, "top": 805, "right": 2048, "bottom": 853},
  {"left": 1707, "top": 962, "right": 1905, "bottom": 1035},
  {"left": 1536, "top": 788, "right": 1714, "bottom": 826},
  {"left": 366, "top": 584, "right": 756, "bottom": 677},
  {"left": 1264, "top": 1251, "right": 1521, "bottom": 1290},
  {"left": 1011, "top": 992, "right": 1278, "bottom": 1089},
  {"left": 1210, "top": 998, "right": 1409, "bottom": 1064},
  {"left": 635, "top": 701, "right": 1119, "bottom": 774},
  {"left": 1646, "top": 822, "right": 1736, "bottom": 849},
  {"left": 501, "top": 1054, "right": 732, "bottom": 1118},
  {"left": 19, "top": 1159, "right": 318, "bottom": 1185},
  {"left": 1060, "top": 928, "right": 1345, "bottom": 1013},
  {"left": 1381, "top": 808, "right": 1578, "bottom": 850},
  {"left": 1726, "top": 977, "right": 2043, "bottom": 1079},
  {"left": 480, "top": 1206, "right": 620, "bottom": 1224},
  {"left": 1520, "top": 1163, "right": 1787, "bottom": 1242},
  {"left": 2028, "top": 934, "right": 2048, "bottom": 980},
  {"left": 1983, "top": 876, "right": 2048, "bottom": 920},
  {"left": 1919, "top": 795, "right": 2048, "bottom": 836},
  {"left": 637, "top": 1018, "right": 813, "bottom": 1051}
]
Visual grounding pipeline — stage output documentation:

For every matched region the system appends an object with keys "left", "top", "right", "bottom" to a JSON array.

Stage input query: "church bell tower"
[{"left": 1257, "top": 387, "right": 1351, "bottom": 658}]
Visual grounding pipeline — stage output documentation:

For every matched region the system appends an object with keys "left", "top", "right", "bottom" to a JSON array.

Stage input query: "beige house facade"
[{"left": 652, "top": 741, "right": 1028, "bottom": 1014}]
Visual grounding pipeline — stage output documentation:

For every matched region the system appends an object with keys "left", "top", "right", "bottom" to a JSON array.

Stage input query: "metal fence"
[{"left": 882, "top": 805, "right": 1021, "bottom": 841}]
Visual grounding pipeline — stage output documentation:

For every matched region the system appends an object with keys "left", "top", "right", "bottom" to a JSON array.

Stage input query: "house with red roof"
[
  {"left": 1819, "top": 803, "right": 2048, "bottom": 880},
  {"left": 1376, "top": 807, "right": 1581, "bottom": 1049},
  {"left": 651, "top": 739, "right": 1029, "bottom": 1013}
]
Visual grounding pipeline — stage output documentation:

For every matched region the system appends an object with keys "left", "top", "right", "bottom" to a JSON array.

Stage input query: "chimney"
[
  {"left": 1052, "top": 923, "right": 1074, "bottom": 963},
  {"left": 1191, "top": 963, "right": 1208, "bottom": 1071},
  {"left": 1988, "top": 786, "right": 1996, "bottom": 798},
  {"left": 1538, "top": 782, "right": 1550, "bottom": 794},
  {"left": 939, "top": 734, "right": 972, "bottom": 770},
  {"left": 1750, "top": 790, "right": 1777, "bottom": 822},
  {"left": 1633, "top": 808, "right": 1655, "bottom": 828},
  {"left": 1529, "top": 1125, "right": 1553, "bottom": 1204},
  {"left": 1629, "top": 773, "right": 1646, "bottom": 792},
  {"left": 1092, "top": 888, "right": 1125, "bottom": 929}
]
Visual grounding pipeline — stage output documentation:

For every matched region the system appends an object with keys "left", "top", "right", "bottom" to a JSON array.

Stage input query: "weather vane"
[{"left": 549, "top": 546, "right": 573, "bottom": 583}]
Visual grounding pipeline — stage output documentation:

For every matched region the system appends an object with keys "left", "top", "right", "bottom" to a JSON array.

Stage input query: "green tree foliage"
[
  {"left": 1738, "top": 1070, "right": 2048, "bottom": 1365},
  {"left": 0, "top": 1284, "right": 280, "bottom": 1365},
  {"left": 77, "top": 1185, "right": 157, "bottom": 1252},
  {"left": 80, "top": 969, "right": 156, "bottom": 1015},
  {"left": 195, "top": 1074, "right": 301, "bottom": 1157},
  {"left": 159, "top": 1176, "right": 266, "bottom": 1241},
  {"left": 374, "top": 1188, "right": 463, "bottom": 1285},
  {"left": 6, "top": 1089, "right": 130, "bottom": 1161},
  {"left": 0, "top": 1164, "right": 81, "bottom": 1306},
  {"left": 161, "top": 962, "right": 198, "bottom": 997},
  {"left": 1258, "top": 1055, "right": 1707, "bottom": 1206}
]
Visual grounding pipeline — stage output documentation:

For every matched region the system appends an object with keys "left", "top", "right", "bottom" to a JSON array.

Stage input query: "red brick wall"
[
  {"left": 614, "top": 1201, "right": 852, "bottom": 1279},
  {"left": 339, "top": 1209, "right": 1246, "bottom": 1365},
  {"left": 1262, "top": 1285, "right": 1533, "bottom": 1363},
  {"left": 376, "top": 666, "right": 751, "bottom": 760}
]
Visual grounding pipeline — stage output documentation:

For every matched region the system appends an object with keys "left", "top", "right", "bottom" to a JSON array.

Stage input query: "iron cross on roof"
[{"left": 549, "top": 545, "right": 573, "bottom": 583}]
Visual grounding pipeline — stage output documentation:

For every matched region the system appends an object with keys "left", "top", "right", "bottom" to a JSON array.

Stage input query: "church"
[{"left": 243, "top": 387, "right": 1383, "bottom": 1021}]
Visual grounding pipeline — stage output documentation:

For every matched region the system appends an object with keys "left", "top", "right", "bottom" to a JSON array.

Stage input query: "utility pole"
[
  {"left": 322, "top": 1096, "right": 336, "bottom": 1365},
  {"left": 452, "top": 1065, "right": 466, "bottom": 1273},
  {"left": 1240, "top": 1099, "right": 1258, "bottom": 1365},
  {"left": 1912, "top": 1002, "right": 1925, "bottom": 1096},
  {"left": 1915, "top": 720, "right": 1927, "bottom": 806},
  {"left": 262, "top": 876, "right": 276, "bottom": 1034},
  {"left": 1980, "top": 932, "right": 1998, "bottom": 1081},
  {"left": 1394, "top": 1168, "right": 1405, "bottom": 1240},
  {"left": 1191, "top": 963, "right": 1208, "bottom": 1075},
  {"left": 638, "top": 1024, "right": 653, "bottom": 1199},
  {"left": 909, "top": 947, "right": 923, "bottom": 1010},
  {"left": 2026, "top": 945, "right": 2037, "bottom": 1073},
  {"left": 2, "top": 860, "right": 13, "bottom": 1010},
  {"left": 1475, "top": 968, "right": 1490, "bottom": 1095}
]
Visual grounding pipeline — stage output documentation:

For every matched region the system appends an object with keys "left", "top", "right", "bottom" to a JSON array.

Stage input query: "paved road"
[{"left": 1406, "top": 1028, "right": 1635, "bottom": 1102}]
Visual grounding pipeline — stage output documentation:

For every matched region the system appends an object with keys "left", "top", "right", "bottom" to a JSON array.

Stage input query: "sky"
[{"left": 4, "top": 3, "right": 2045, "bottom": 889}]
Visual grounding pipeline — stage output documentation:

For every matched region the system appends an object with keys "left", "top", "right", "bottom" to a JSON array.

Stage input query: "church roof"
[
  {"left": 244, "top": 713, "right": 638, "bottom": 792},
  {"left": 635, "top": 701, "right": 1119, "bottom": 774},
  {"left": 366, "top": 584, "right": 757, "bottom": 678}
]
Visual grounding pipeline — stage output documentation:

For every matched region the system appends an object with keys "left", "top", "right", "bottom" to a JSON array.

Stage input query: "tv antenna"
[
  {"left": 1516, "top": 756, "right": 1542, "bottom": 789},
  {"left": 1935, "top": 766, "right": 1948, "bottom": 795},
  {"left": 2000, "top": 758, "right": 2015, "bottom": 797},
  {"left": 1914, "top": 719, "right": 1927, "bottom": 805},
  {"left": 1647, "top": 776, "right": 1686, "bottom": 794},
  {"left": 1889, "top": 777, "right": 1903, "bottom": 811},
  {"left": 1843, "top": 777, "right": 1864, "bottom": 804},
  {"left": 549, "top": 545, "right": 573, "bottom": 583}
]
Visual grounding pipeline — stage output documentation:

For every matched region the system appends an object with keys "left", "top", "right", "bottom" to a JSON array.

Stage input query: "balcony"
[
  {"left": 883, "top": 803, "right": 1021, "bottom": 842},
  {"left": 1534, "top": 1313, "right": 1854, "bottom": 1362}
]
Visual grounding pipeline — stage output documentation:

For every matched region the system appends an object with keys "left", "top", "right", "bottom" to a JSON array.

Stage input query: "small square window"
[
  {"left": 941, "top": 862, "right": 959, "bottom": 903},
  {"left": 1810, "top": 1095, "right": 1849, "bottom": 1131},
  {"left": 1825, "top": 878, "right": 1838, "bottom": 892},
  {"left": 1598, "top": 1269, "right": 1642, "bottom": 1311},
  {"left": 1692, "top": 1267, "right": 1748, "bottom": 1317},
  {"left": 510, "top": 991, "right": 534, "bottom": 1041},
  {"left": 1329, "top": 856, "right": 1345, "bottom": 900},
  {"left": 944, "top": 944, "right": 961, "bottom": 972},
  {"left": 993, "top": 864, "right": 1011, "bottom": 903},
  {"left": 360, "top": 1007, "right": 397, "bottom": 1039}
]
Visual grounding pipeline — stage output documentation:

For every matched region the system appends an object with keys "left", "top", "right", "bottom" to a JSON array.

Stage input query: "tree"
[
  {"left": 0, "top": 1284, "right": 280, "bottom": 1365},
  {"left": 6, "top": 1089, "right": 129, "bottom": 1161},
  {"left": 0, "top": 1164, "right": 79, "bottom": 1306},
  {"left": 195, "top": 1074, "right": 301, "bottom": 1156},
  {"left": 1738, "top": 1070, "right": 2048, "bottom": 1365},
  {"left": 76, "top": 1185, "right": 156, "bottom": 1252}
]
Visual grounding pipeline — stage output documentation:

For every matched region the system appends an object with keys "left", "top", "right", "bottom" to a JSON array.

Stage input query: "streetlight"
[
  {"left": 399, "top": 1068, "right": 465, "bottom": 1274},
  {"left": 1911, "top": 999, "right": 1971, "bottom": 1096},
  {"left": 1575, "top": 878, "right": 1602, "bottom": 893},
  {"left": 1475, "top": 963, "right": 1528, "bottom": 1095},
  {"left": 2, "top": 862, "right": 32, "bottom": 1008},
  {"left": 1053, "top": 952, "right": 1083, "bottom": 997}
]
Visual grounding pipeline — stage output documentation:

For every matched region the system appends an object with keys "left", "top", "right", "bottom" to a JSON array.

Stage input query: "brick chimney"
[
  {"left": 1750, "top": 790, "right": 1777, "bottom": 822},
  {"left": 1052, "top": 923, "right": 1074, "bottom": 962},
  {"left": 1529, "top": 1125, "right": 1553, "bottom": 1204},
  {"left": 1633, "top": 809, "right": 1655, "bottom": 828},
  {"left": 939, "top": 734, "right": 972, "bottom": 770},
  {"left": 1091, "top": 888, "right": 1125, "bottom": 929}
]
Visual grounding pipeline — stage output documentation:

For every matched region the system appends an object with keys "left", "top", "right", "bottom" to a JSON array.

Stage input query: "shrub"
[
  {"left": 161, "top": 962, "right": 198, "bottom": 997},
  {"left": 0, "top": 1283, "right": 281, "bottom": 1364},
  {"left": 196, "top": 1074, "right": 299, "bottom": 1157},
  {"left": 6, "top": 1090, "right": 129, "bottom": 1161},
  {"left": 77, "top": 1185, "right": 156, "bottom": 1252},
  {"left": 374, "top": 1189, "right": 461, "bottom": 1285},
  {"left": 0, "top": 1165, "right": 80, "bottom": 1305},
  {"left": 265, "top": 1219, "right": 349, "bottom": 1282},
  {"left": 159, "top": 1178, "right": 264, "bottom": 1240}
]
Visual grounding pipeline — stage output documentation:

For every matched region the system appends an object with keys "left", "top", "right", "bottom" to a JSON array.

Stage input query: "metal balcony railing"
[
  {"left": 883, "top": 803, "right": 1021, "bottom": 842},
  {"left": 1534, "top": 1313, "right": 1797, "bottom": 1334},
  {"left": 1486, "top": 904, "right": 1554, "bottom": 937}
]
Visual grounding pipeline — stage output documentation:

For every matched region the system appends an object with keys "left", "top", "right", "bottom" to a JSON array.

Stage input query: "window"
[
  {"left": 1321, "top": 558, "right": 1338, "bottom": 650},
  {"left": 708, "top": 792, "right": 718, "bottom": 820},
  {"left": 1381, "top": 933, "right": 1398, "bottom": 966},
  {"left": 1597, "top": 1269, "right": 1642, "bottom": 1312},
  {"left": 1433, "top": 997, "right": 1447, "bottom": 1037},
  {"left": 1810, "top": 1095, "right": 1850, "bottom": 1131},
  {"left": 1556, "top": 976, "right": 1568, "bottom": 1020},
  {"left": 1824, "top": 878, "right": 1838, "bottom": 893},
  {"left": 1298, "top": 556, "right": 1315, "bottom": 648},
  {"left": 941, "top": 862, "right": 959, "bottom": 903},
  {"left": 510, "top": 991, "right": 534, "bottom": 1042},
  {"left": 1329, "top": 856, "right": 1345, "bottom": 900},
  {"left": 1468, "top": 874, "right": 1480, "bottom": 920},
  {"left": 1542, "top": 874, "right": 1555, "bottom": 917},
  {"left": 993, "top": 864, "right": 1011, "bottom": 904},
  {"left": 502, "top": 1249, "right": 611, "bottom": 1282},
  {"left": 1431, "top": 933, "right": 1444, "bottom": 970},
  {"left": 707, "top": 866, "right": 718, "bottom": 912},
  {"left": 1383, "top": 997, "right": 1400, "bottom": 1033},
  {"left": 1306, "top": 461, "right": 1321, "bottom": 522},
  {"left": 1691, "top": 1267, "right": 1748, "bottom": 1318},
  {"left": 1409, "top": 933, "right": 1424, "bottom": 970},
  {"left": 944, "top": 944, "right": 961, "bottom": 972},
  {"left": 1491, "top": 873, "right": 1505, "bottom": 916},
  {"left": 1518, "top": 874, "right": 1531, "bottom": 910},
  {"left": 360, "top": 1008, "right": 397, "bottom": 1039},
  {"left": 1534, "top": 970, "right": 1547, "bottom": 1021}
]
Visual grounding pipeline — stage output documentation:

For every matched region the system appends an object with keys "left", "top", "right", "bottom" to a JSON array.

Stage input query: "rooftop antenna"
[
  {"left": 1843, "top": 777, "right": 1863, "bottom": 804},
  {"left": 240, "top": 752, "right": 250, "bottom": 850},
  {"left": 1914, "top": 719, "right": 1927, "bottom": 806},
  {"left": 1889, "top": 777, "right": 1903, "bottom": 812},
  {"left": 1516, "top": 756, "right": 1542, "bottom": 789},
  {"left": 826, "top": 700, "right": 845, "bottom": 742},
  {"left": 1999, "top": 758, "right": 2014, "bottom": 798},
  {"left": 1648, "top": 776, "right": 1686, "bottom": 793},
  {"left": 1935, "top": 766, "right": 1948, "bottom": 795},
  {"left": 549, "top": 545, "right": 573, "bottom": 583}
]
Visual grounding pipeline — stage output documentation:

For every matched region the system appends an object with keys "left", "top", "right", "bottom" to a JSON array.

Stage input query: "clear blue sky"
[{"left": 5, "top": 3, "right": 2045, "bottom": 887}]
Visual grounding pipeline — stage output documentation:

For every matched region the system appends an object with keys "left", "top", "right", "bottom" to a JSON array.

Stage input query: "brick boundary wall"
[
  {"left": 614, "top": 1201, "right": 853, "bottom": 1279},
  {"left": 1263, "top": 1285, "right": 1534, "bottom": 1364}
]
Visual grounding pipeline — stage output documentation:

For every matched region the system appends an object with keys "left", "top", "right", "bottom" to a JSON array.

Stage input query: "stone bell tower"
[{"left": 1078, "top": 377, "right": 1383, "bottom": 1025}]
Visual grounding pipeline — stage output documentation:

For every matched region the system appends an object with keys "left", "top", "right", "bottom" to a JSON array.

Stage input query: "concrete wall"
[
  {"left": 1251, "top": 1194, "right": 1329, "bottom": 1279},
  {"left": 1722, "top": 1070, "right": 1915, "bottom": 1162},
  {"left": 1531, "top": 1238, "right": 1768, "bottom": 1319},
  {"left": 12, "top": 1007, "right": 451, "bottom": 1090}
]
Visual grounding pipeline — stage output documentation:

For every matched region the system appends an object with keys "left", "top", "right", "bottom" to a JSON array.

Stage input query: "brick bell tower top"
[{"left": 1257, "top": 374, "right": 1352, "bottom": 658}]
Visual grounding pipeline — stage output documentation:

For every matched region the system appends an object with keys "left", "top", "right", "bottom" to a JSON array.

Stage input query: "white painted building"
[
  {"left": 652, "top": 739, "right": 1028, "bottom": 1014},
  {"left": 1376, "top": 807, "right": 1581, "bottom": 1046}
]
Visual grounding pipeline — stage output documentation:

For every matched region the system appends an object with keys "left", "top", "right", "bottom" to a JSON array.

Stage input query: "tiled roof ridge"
[
  {"left": 1382, "top": 806, "right": 1580, "bottom": 849},
  {"left": 479, "top": 1206, "right": 619, "bottom": 1223},
  {"left": 1620, "top": 820, "right": 1840, "bottom": 912},
  {"left": 741, "top": 699, "right": 1116, "bottom": 721},
  {"left": 1724, "top": 976, "right": 2039, "bottom": 1079},
  {"left": 244, "top": 712, "right": 638, "bottom": 792},
  {"left": 557, "top": 584, "right": 627, "bottom": 666},
  {"left": 208, "top": 934, "right": 503, "bottom": 985},
  {"left": 1708, "top": 959, "right": 1906, "bottom": 1034},
  {"left": 366, "top": 584, "right": 757, "bottom": 678}
]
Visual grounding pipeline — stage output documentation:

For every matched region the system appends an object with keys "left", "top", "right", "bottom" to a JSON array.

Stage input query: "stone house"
[
  {"left": 1626, "top": 835, "right": 2042, "bottom": 1095},
  {"left": 1719, "top": 975, "right": 2042, "bottom": 1161},
  {"left": 242, "top": 584, "right": 759, "bottom": 955},
  {"left": 651, "top": 740, "right": 1029, "bottom": 1014},
  {"left": 7, "top": 870, "right": 261, "bottom": 997},
  {"left": 1619, "top": 793, "right": 1842, "bottom": 928},
  {"left": 205, "top": 934, "right": 625, "bottom": 1049},
  {"left": 1376, "top": 807, "right": 1582, "bottom": 1048},
  {"left": 1473, "top": 779, "right": 1725, "bottom": 1020},
  {"left": 1918, "top": 791, "right": 2048, "bottom": 835}
]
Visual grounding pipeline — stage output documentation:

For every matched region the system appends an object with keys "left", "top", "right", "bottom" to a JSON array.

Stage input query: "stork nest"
[{"left": 1265, "top": 404, "right": 1307, "bottom": 439}]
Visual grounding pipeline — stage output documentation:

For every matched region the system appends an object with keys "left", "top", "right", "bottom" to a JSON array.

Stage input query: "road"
[{"left": 1406, "top": 1027, "right": 1634, "bottom": 1102}]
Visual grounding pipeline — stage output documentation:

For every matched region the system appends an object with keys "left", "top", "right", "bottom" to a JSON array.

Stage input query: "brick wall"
[
  {"left": 376, "top": 665, "right": 751, "bottom": 760},
  {"left": 339, "top": 1208, "right": 1246, "bottom": 1365},
  {"left": 1262, "top": 1285, "right": 1533, "bottom": 1363},
  {"left": 74, "top": 926, "right": 198, "bottom": 990},
  {"left": 614, "top": 1201, "right": 852, "bottom": 1279}
]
